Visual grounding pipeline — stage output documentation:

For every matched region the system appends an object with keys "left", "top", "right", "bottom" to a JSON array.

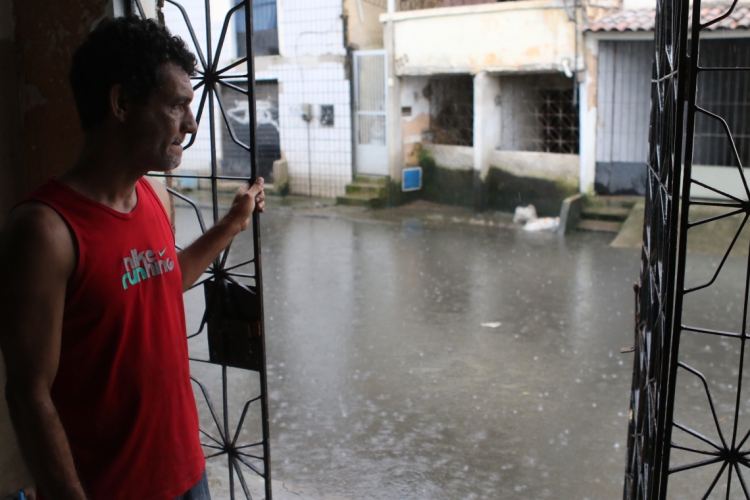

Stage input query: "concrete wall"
[
  {"left": 423, "top": 143, "right": 473, "bottom": 169},
  {"left": 486, "top": 150, "right": 579, "bottom": 214},
  {"left": 579, "top": 32, "right": 598, "bottom": 193},
  {"left": 401, "top": 75, "right": 431, "bottom": 164},
  {"left": 0, "top": 0, "right": 24, "bottom": 221},
  {"left": 473, "top": 71, "right": 500, "bottom": 178},
  {"left": 422, "top": 144, "right": 579, "bottom": 188},
  {"left": 344, "top": 0, "right": 386, "bottom": 50},
  {"left": 416, "top": 145, "right": 578, "bottom": 213},
  {"left": 489, "top": 150, "right": 579, "bottom": 186},
  {"left": 621, "top": 0, "right": 654, "bottom": 10},
  {"left": 382, "top": 0, "right": 578, "bottom": 76},
  {"left": 0, "top": 2, "right": 28, "bottom": 493}
]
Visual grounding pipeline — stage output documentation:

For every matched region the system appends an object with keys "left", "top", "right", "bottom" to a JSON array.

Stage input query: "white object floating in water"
[
  {"left": 481, "top": 322, "right": 502, "bottom": 328},
  {"left": 513, "top": 204, "right": 537, "bottom": 224},
  {"left": 524, "top": 217, "right": 560, "bottom": 232}
]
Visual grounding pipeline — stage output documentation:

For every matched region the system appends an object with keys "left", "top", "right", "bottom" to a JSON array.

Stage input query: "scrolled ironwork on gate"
[
  {"left": 626, "top": 0, "right": 750, "bottom": 497},
  {"left": 133, "top": 0, "right": 272, "bottom": 498}
]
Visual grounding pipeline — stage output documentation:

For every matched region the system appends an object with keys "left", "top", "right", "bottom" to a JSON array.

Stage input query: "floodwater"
[{"left": 176, "top": 202, "right": 642, "bottom": 499}]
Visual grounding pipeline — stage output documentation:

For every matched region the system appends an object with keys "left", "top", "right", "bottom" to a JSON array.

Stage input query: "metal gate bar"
[
  {"left": 623, "top": 0, "right": 688, "bottom": 493},
  {"left": 133, "top": 1, "right": 272, "bottom": 498},
  {"left": 625, "top": 0, "right": 750, "bottom": 497}
]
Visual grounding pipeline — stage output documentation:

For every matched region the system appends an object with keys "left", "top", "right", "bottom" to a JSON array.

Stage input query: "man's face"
[{"left": 126, "top": 62, "right": 197, "bottom": 172}]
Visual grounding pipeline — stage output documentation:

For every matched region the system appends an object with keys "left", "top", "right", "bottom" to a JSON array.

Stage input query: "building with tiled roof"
[
  {"left": 581, "top": 2, "right": 750, "bottom": 196},
  {"left": 587, "top": 4, "right": 750, "bottom": 32}
]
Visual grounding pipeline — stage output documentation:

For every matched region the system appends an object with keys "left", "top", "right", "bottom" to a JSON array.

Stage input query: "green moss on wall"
[
  {"left": 386, "top": 180, "right": 422, "bottom": 206},
  {"left": 418, "top": 149, "right": 475, "bottom": 207},
  {"left": 386, "top": 150, "right": 576, "bottom": 214},
  {"left": 485, "top": 167, "right": 577, "bottom": 216}
]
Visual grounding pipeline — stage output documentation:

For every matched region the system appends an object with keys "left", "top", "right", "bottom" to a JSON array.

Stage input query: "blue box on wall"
[{"left": 402, "top": 167, "right": 422, "bottom": 192}]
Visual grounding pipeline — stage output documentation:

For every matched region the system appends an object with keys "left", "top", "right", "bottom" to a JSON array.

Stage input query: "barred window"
[
  {"left": 426, "top": 75, "right": 474, "bottom": 147},
  {"left": 498, "top": 73, "right": 579, "bottom": 155},
  {"left": 527, "top": 89, "right": 579, "bottom": 154}
]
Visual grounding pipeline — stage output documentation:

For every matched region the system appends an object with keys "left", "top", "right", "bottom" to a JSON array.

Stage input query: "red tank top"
[{"left": 25, "top": 177, "right": 204, "bottom": 500}]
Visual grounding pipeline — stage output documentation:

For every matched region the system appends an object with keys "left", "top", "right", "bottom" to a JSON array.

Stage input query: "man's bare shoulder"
[
  {"left": 0, "top": 202, "right": 76, "bottom": 280},
  {"left": 144, "top": 176, "right": 170, "bottom": 212}
]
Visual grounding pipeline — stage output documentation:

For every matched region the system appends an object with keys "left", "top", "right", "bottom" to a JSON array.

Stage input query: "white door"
[{"left": 354, "top": 50, "right": 388, "bottom": 176}]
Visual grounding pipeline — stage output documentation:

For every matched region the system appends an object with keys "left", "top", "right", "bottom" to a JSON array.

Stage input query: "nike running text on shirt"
[{"left": 122, "top": 248, "right": 175, "bottom": 290}]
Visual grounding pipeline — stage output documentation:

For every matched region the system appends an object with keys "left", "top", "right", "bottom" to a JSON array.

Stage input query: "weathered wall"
[
  {"left": 473, "top": 71, "right": 500, "bottom": 177},
  {"left": 417, "top": 146, "right": 475, "bottom": 205},
  {"left": 488, "top": 150, "right": 578, "bottom": 214},
  {"left": 621, "top": 0, "right": 654, "bottom": 10},
  {"left": 13, "top": 0, "right": 112, "bottom": 191},
  {"left": 0, "top": 0, "right": 24, "bottom": 222},
  {"left": 489, "top": 150, "right": 579, "bottom": 186},
  {"left": 344, "top": 0, "right": 386, "bottom": 50},
  {"left": 0, "top": 2, "right": 31, "bottom": 493},
  {"left": 382, "top": 0, "right": 577, "bottom": 75},
  {"left": 579, "top": 32, "right": 599, "bottom": 193},
  {"left": 423, "top": 143, "right": 473, "bottom": 169},
  {"left": 416, "top": 146, "right": 578, "bottom": 212},
  {"left": 401, "top": 75, "right": 430, "bottom": 164}
]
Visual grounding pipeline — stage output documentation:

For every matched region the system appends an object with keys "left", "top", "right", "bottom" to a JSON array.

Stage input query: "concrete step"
[
  {"left": 354, "top": 174, "right": 389, "bottom": 186},
  {"left": 345, "top": 183, "right": 387, "bottom": 197},
  {"left": 336, "top": 193, "right": 386, "bottom": 208},
  {"left": 586, "top": 195, "right": 642, "bottom": 210},
  {"left": 577, "top": 219, "right": 623, "bottom": 233},
  {"left": 581, "top": 206, "right": 632, "bottom": 222}
]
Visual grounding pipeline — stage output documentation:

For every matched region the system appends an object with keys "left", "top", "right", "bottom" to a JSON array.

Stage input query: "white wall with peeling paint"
[{"left": 382, "top": 0, "right": 579, "bottom": 76}]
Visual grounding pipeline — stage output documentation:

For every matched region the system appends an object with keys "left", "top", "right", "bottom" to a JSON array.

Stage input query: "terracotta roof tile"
[{"left": 586, "top": 4, "right": 750, "bottom": 32}]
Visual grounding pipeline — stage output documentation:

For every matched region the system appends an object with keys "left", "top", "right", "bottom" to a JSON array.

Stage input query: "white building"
[
  {"left": 379, "top": 0, "right": 750, "bottom": 212},
  {"left": 164, "top": 0, "right": 386, "bottom": 197}
]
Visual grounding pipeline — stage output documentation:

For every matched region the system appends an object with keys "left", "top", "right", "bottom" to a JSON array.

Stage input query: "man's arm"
[
  {"left": 0, "top": 203, "right": 87, "bottom": 500},
  {"left": 146, "top": 177, "right": 265, "bottom": 292}
]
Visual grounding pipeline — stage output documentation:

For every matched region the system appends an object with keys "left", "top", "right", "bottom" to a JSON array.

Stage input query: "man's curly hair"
[{"left": 70, "top": 16, "right": 197, "bottom": 131}]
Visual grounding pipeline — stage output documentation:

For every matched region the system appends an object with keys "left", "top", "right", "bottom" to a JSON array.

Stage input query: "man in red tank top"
[{"left": 0, "top": 17, "right": 264, "bottom": 500}]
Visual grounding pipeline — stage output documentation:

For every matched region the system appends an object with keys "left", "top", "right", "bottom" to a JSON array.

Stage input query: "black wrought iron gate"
[
  {"left": 133, "top": 0, "right": 272, "bottom": 498},
  {"left": 625, "top": 0, "right": 750, "bottom": 498}
]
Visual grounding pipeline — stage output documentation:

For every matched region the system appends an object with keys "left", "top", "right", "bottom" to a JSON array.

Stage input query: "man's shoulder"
[
  {"left": 0, "top": 201, "right": 76, "bottom": 277},
  {"left": 4, "top": 201, "right": 69, "bottom": 238},
  {"left": 142, "top": 176, "right": 171, "bottom": 215}
]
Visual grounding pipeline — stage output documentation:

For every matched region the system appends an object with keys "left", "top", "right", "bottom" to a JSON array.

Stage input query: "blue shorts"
[
  {"left": 3, "top": 470, "right": 210, "bottom": 500},
  {"left": 174, "top": 470, "right": 211, "bottom": 500}
]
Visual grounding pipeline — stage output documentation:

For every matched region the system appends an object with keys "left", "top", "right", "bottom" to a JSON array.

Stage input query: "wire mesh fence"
[{"left": 164, "top": 0, "right": 352, "bottom": 199}]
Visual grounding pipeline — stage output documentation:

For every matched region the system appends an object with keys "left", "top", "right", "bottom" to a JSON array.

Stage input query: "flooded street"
[{"left": 178, "top": 203, "right": 642, "bottom": 499}]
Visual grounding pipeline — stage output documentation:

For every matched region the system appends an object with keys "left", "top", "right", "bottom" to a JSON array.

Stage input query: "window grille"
[
  {"left": 427, "top": 75, "right": 474, "bottom": 147},
  {"left": 498, "top": 73, "right": 579, "bottom": 155},
  {"left": 694, "top": 38, "right": 750, "bottom": 167},
  {"left": 528, "top": 88, "right": 579, "bottom": 154}
]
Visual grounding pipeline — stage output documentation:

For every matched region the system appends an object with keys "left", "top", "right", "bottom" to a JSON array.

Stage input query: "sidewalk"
[{"left": 266, "top": 196, "right": 519, "bottom": 233}]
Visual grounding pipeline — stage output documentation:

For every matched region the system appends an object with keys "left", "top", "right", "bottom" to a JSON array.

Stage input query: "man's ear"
[{"left": 109, "top": 84, "right": 129, "bottom": 123}]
